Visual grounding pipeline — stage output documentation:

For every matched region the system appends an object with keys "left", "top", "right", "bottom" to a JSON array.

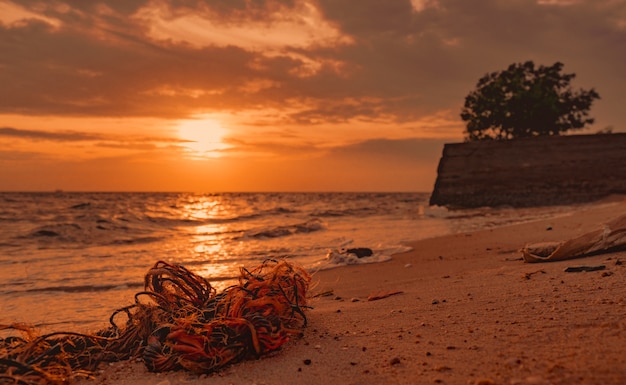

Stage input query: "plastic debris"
[{"left": 521, "top": 214, "right": 626, "bottom": 263}]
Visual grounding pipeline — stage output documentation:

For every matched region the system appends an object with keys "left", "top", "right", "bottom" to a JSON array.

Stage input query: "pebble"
[
  {"left": 510, "top": 376, "right": 548, "bottom": 385},
  {"left": 505, "top": 357, "right": 522, "bottom": 368}
]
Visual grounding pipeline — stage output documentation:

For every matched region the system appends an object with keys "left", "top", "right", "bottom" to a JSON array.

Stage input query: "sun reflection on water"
[
  {"left": 179, "top": 196, "right": 224, "bottom": 220},
  {"left": 190, "top": 224, "right": 226, "bottom": 258},
  {"left": 177, "top": 195, "right": 241, "bottom": 283}
]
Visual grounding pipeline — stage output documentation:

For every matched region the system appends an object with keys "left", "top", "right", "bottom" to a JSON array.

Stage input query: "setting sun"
[{"left": 177, "top": 117, "right": 230, "bottom": 158}]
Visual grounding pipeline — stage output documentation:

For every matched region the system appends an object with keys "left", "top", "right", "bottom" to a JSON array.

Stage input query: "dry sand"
[{"left": 77, "top": 197, "right": 626, "bottom": 385}]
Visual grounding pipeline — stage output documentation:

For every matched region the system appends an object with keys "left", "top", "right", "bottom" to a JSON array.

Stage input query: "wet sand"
[{"left": 77, "top": 196, "right": 626, "bottom": 385}]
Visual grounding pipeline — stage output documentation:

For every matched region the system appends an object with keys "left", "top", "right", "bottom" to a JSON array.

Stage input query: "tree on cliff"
[{"left": 461, "top": 61, "right": 600, "bottom": 141}]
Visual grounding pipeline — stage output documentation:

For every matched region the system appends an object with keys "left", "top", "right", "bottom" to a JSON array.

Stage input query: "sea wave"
[
  {"left": 3, "top": 282, "right": 143, "bottom": 294},
  {"left": 108, "top": 236, "right": 165, "bottom": 245},
  {"left": 21, "top": 221, "right": 165, "bottom": 247},
  {"left": 27, "top": 223, "right": 83, "bottom": 240},
  {"left": 240, "top": 219, "right": 325, "bottom": 239}
]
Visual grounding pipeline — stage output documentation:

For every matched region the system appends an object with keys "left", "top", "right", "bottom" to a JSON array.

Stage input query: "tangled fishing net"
[{"left": 0, "top": 260, "right": 311, "bottom": 385}]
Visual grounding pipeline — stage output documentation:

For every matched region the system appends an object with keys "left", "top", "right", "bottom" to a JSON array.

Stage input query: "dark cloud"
[
  {"left": 0, "top": 149, "right": 49, "bottom": 161},
  {"left": 0, "top": 18, "right": 261, "bottom": 117},
  {"left": 326, "top": 138, "right": 446, "bottom": 163},
  {"left": 224, "top": 135, "right": 446, "bottom": 165},
  {"left": 0, "top": 127, "right": 186, "bottom": 152},
  {"left": 0, "top": 0, "right": 624, "bottom": 130},
  {"left": 318, "top": 0, "right": 415, "bottom": 37},
  {"left": 0, "top": 127, "right": 104, "bottom": 141}
]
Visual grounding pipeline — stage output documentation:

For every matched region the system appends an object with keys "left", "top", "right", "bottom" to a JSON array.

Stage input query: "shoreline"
[{"left": 73, "top": 196, "right": 625, "bottom": 384}]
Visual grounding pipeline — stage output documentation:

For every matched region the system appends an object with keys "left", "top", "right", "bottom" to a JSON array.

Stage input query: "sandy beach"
[{"left": 75, "top": 196, "right": 626, "bottom": 385}]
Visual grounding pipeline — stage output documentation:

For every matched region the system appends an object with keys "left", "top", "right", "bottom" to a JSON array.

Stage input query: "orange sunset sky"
[{"left": 0, "top": 0, "right": 624, "bottom": 192}]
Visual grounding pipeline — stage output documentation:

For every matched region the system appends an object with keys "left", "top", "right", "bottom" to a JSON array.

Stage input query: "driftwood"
[{"left": 521, "top": 214, "right": 626, "bottom": 263}]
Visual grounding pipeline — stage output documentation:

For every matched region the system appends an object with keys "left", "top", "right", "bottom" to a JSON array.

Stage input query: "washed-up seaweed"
[{"left": 0, "top": 259, "right": 311, "bottom": 385}]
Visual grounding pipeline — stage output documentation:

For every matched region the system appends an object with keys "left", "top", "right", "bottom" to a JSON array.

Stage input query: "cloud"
[
  {"left": 0, "top": 1, "right": 62, "bottom": 28},
  {"left": 326, "top": 137, "right": 446, "bottom": 163},
  {"left": 0, "top": 126, "right": 194, "bottom": 164},
  {"left": 133, "top": 0, "right": 354, "bottom": 51},
  {"left": 0, "top": 0, "right": 623, "bottom": 132},
  {"left": 0, "top": 126, "right": 185, "bottom": 144},
  {"left": 0, "top": 149, "right": 49, "bottom": 161},
  {"left": 0, "top": 126, "right": 104, "bottom": 141},
  {"left": 283, "top": 137, "right": 446, "bottom": 191}
]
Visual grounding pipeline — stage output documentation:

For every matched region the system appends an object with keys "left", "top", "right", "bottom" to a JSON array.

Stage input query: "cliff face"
[{"left": 429, "top": 133, "right": 626, "bottom": 208}]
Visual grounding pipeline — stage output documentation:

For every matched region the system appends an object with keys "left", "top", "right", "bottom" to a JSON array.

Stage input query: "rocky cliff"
[{"left": 429, "top": 133, "right": 626, "bottom": 208}]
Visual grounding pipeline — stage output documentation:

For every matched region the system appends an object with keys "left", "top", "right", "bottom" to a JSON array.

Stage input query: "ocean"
[{"left": 0, "top": 192, "right": 585, "bottom": 333}]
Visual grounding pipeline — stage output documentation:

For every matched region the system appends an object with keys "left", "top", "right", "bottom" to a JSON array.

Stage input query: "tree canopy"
[{"left": 461, "top": 61, "right": 600, "bottom": 141}]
